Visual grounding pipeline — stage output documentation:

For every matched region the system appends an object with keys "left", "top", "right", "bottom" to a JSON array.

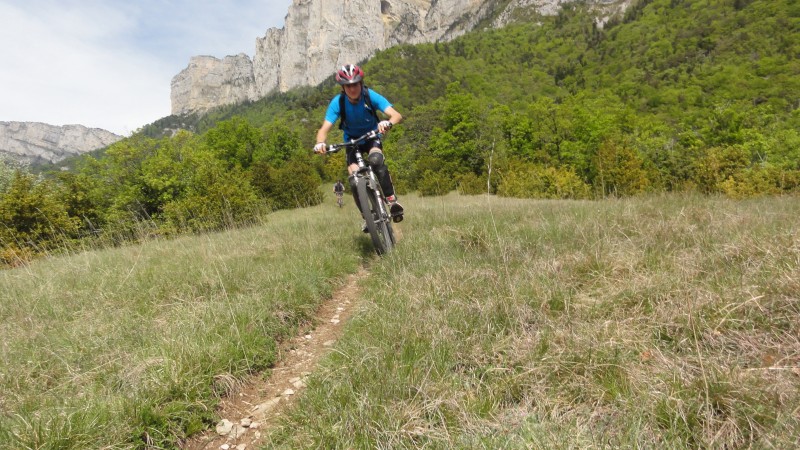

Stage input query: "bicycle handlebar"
[{"left": 324, "top": 127, "right": 387, "bottom": 154}]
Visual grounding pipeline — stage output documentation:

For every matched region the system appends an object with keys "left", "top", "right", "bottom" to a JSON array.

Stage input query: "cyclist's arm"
[
  {"left": 369, "top": 89, "right": 403, "bottom": 127},
  {"left": 316, "top": 95, "right": 342, "bottom": 146},
  {"left": 382, "top": 106, "right": 403, "bottom": 127},
  {"left": 316, "top": 120, "right": 334, "bottom": 146}
]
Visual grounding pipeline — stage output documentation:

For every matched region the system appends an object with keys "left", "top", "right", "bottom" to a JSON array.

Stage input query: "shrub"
[
  {"left": 497, "top": 163, "right": 591, "bottom": 199},
  {"left": 161, "top": 164, "right": 262, "bottom": 232},
  {"left": 321, "top": 151, "right": 347, "bottom": 182},
  {"left": 719, "top": 167, "right": 799, "bottom": 199},
  {"left": 593, "top": 138, "right": 651, "bottom": 197},
  {"left": 456, "top": 172, "right": 489, "bottom": 195},
  {"left": 0, "top": 172, "right": 80, "bottom": 256},
  {"left": 0, "top": 244, "right": 34, "bottom": 267},
  {"left": 417, "top": 170, "right": 456, "bottom": 196},
  {"left": 693, "top": 145, "right": 750, "bottom": 194},
  {"left": 251, "top": 156, "right": 323, "bottom": 210}
]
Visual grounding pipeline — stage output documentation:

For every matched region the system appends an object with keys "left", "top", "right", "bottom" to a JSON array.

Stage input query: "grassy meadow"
[{"left": 1, "top": 192, "right": 799, "bottom": 448}]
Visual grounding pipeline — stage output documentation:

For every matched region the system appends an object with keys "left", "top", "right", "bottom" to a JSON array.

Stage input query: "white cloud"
[{"left": 0, "top": 0, "right": 291, "bottom": 135}]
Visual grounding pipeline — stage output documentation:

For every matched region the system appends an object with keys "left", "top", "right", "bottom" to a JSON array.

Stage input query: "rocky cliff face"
[
  {"left": 0, "top": 122, "right": 122, "bottom": 165},
  {"left": 171, "top": 0, "right": 629, "bottom": 115}
]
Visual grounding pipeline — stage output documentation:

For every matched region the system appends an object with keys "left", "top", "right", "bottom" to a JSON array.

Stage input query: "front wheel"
[{"left": 356, "top": 178, "right": 394, "bottom": 255}]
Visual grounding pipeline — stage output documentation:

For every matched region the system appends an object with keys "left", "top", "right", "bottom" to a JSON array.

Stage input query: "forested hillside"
[{"left": 1, "top": 0, "right": 798, "bottom": 266}]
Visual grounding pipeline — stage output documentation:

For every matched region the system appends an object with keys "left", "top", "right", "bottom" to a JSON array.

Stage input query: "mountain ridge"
[
  {"left": 170, "top": 0, "right": 631, "bottom": 115},
  {"left": 2, "top": 1, "right": 631, "bottom": 166},
  {"left": 0, "top": 121, "right": 122, "bottom": 166}
]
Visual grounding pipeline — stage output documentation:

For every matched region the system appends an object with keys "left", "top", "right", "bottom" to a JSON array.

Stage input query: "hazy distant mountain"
[{"left": 0, "top": 121, "right": 122, "bottom": 166}]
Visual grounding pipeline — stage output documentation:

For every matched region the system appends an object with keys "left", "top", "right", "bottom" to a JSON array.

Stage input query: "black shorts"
[{"left": 346, "top": 137, "right": 383, "bottom": 166}]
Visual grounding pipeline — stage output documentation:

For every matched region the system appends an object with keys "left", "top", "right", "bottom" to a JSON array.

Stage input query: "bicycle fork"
[{"left": 351, "top": 170, "right": 388, "bottom": 219}]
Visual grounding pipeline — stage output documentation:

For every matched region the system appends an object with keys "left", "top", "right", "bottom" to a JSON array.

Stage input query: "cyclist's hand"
[
  {"left": 314, "top": 142, "right": 327, "bottom": 154},
  {"left": 378, "top": 121, "right": 393, "bottom": 133}
]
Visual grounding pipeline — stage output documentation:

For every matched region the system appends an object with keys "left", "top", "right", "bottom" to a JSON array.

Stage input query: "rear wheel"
[{"left": 357, "top": 178, "right": 393, "bottom": 255}]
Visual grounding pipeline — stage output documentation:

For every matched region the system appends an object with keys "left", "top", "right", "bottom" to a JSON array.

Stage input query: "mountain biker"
[
  {"left": 313, "top": 64, "right": 404, "bottom": 228},
  {"left": 333, "top": 179, "right": 345, "bottom": 195},
  {"left": 333, "top": 179, "right": 345, "bottom": 206}
]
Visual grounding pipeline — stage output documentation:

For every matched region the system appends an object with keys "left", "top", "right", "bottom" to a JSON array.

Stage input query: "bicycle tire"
[
  {"left": 356, "top": 177, "right": 393, "bottom": 255},
  {"left": 369, "top": 188, "right": 394, "bottom": 254},
  {"left": 371, "top": 187, "right": 395, "bottom": 249}
]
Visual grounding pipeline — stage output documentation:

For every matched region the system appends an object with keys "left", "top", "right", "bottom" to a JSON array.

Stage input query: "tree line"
[{"left": 1, "top": 0, "right": 798, "bottom": 266}]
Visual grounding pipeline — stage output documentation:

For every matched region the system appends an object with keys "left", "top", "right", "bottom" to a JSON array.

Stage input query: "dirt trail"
[{"left": 182, "top": 267, "right": 368, "bottom": 450}]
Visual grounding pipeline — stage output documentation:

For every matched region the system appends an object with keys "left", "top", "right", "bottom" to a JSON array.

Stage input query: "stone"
[
  {"left": 0, "top": 121, "right": 122, "bottom": 165},
  {"left": 230, "top": 425, "right": 247, "bottom": 439},
  {"left": 216, "top": 418, "right": 234, "bottom": 435},
  {"left": 170, "top": 0, "right": 630, "bottom": 115},
  {"left": 252, "top": 398, "right": 281, "bottom": 417}
]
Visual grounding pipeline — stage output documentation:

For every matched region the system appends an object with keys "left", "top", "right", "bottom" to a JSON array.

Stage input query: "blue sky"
[{"left": 0, "top": 0, "right": 293, "bottom": 135}]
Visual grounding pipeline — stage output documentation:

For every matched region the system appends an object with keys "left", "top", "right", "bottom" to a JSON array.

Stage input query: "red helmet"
[{"left": 335, "top": 64, "right": 364, "bottom": 85}]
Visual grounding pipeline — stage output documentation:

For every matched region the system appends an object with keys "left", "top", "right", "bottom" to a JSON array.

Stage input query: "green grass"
[
  {"left": 0, "top": 199, "right": 367, "bottom": 448},
  {"left": 264, "top": 193, "right": 800, "bottom": 449},
  {"left": 2, "top": 192, "right": 799, "bottom": 448}
]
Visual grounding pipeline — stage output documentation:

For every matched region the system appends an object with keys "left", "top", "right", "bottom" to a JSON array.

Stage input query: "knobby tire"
[
  {"left": 370, "top": 186, "right": 395, "bottom": 250},
  {"left": 356, "top": 177, "right": 393, "bottom": 255}
]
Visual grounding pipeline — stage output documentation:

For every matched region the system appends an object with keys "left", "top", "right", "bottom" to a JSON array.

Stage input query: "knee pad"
[{"left": 367, "top": 151, "right": 384, "bottom": 168}]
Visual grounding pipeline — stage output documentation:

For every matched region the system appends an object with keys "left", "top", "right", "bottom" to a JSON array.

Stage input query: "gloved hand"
[
  {"left": 314, "top": 142, "right": 327, "bottom": 154},
  {"left": 378, "top": 121, "right": 393, "bottom": 133}
]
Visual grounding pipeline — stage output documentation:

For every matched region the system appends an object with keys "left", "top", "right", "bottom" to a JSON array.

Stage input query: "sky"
[{"left": 0, "top": 0, "right": 293, "bottom": 136}]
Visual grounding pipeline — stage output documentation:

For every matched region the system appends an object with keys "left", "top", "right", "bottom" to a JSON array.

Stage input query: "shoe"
[{"left": 386, "top": 195, "right": 404, "bottom": 223}]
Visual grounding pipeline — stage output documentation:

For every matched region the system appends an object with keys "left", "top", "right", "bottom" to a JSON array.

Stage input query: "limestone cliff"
[
  {"left": 171, "top": 0, "right": 629, "bottom": 115},
  {"left": 0, "top": 122, "right": 122, "bottom": 165}
]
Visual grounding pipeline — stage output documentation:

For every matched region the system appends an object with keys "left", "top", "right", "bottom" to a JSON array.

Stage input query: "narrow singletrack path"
[{"left": 182, "top": 267, "right": 368, "bottom": 450}]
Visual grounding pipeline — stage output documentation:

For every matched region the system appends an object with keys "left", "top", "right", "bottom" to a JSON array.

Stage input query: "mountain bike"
[
  {"left": 325, "top": 130, "right": 395, "bottom": 255},
  {"left": 335, "top": 192, "right": 344, "bottom": 208}
]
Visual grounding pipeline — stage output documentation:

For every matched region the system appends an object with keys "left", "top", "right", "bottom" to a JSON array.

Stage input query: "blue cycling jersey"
[{"left": 325, "top": 88, "right": 392, "bottom": 141}]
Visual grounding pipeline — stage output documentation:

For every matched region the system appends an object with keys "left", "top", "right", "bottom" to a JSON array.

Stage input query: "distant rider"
[
  {"left": 333, "top": 179, "right": 345, "bottom": 205},
  {"left": 313, "top": 64, "right": 404, "bottom": 229},
  {"left": 333, "top": 179, "right": 345, "bottom": 195}
]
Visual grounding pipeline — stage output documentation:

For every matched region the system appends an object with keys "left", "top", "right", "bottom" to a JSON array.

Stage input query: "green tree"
[
  {"left": 254, "top": 121, "right": 303, "bottom": 168},
  {"left": 54, "top": 171, "right": 105, "bottom": 233},
  {"left": 161, "top": 152, "right": 261, "bottom": 232},
  {"left": 85, "top": 135, "right": 160, "bottom": 223},
  {"left": 252, "top": 154, "right": 323, "bottom": 210},
  {"left": 203, "top": 117, "right": 263, "bottom": 169},
  {"left": 428, "top": 83, "right": 491, "bottom": 177},
  {"left": 593, "top": 137, "right": 651, "bottom": 197},
  {"left": 0, "top": 172, "right": 79, "bottom": 260}
]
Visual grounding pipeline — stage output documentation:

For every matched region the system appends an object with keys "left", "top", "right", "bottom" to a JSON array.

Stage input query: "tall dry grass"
[
  {"left": 266, "top": 192, "right": 800, "bottom": 448},
  {"left": 0, "top": 198, "right": 368, "bottom": 448},
  {"left": 2, "top": 191, "right": 798, "bottom": 448}
]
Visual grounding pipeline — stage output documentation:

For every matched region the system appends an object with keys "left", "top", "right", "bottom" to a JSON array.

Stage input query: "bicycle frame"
[{"left": 325, "top": 130, "right": 395, "bottom": 254}]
